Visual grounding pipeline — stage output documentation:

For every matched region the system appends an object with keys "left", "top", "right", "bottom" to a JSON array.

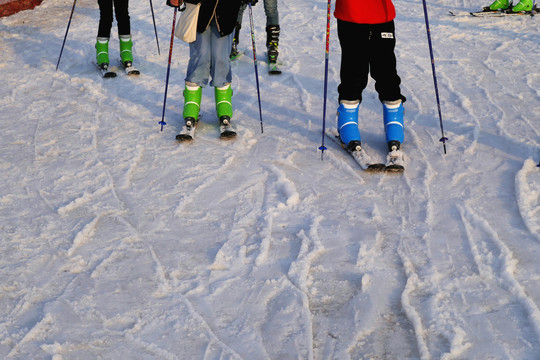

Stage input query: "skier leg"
[
  {"left": 370, "top": 21, "right": 403, "bottom": 104},
  {"left": 97, "top": 0, "right": 114, "bottom": 39},
  {"left": 186, "top": 24, "right": 212, "bottom": 87},
  {"left": 114, "top": 0, "right": 131, "bottom": 35},
  {"left": 209, "top": 21, "right": 233, "bottom": 88},
  {"left": 369, "top": 21, "right": 406, "bottom": 150},
  {"left": 336, "top": 19, "right": 370, "bottom": 103}
]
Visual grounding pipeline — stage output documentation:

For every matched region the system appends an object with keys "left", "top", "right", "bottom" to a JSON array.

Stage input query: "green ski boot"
[
  {"left": 488, "top": 0, "right": 509, "bottom": 10},
  {"left": 512, "top": 0, "right": 532, "bottom": 11},
  {"left": 176, "top": 84, "right": 202, "bottom": 141},
  {"left": 215, "top": 85, "right": 236, "bottom": 138},
  {"left": 183, "top": 84, "right": 202, "bottom": 127},
  {"left": 119, "top": 35, "right": 139, "bottom": 75},
  {"left": 95, "top": 37, "right": 110, "bottom": 67},
  {"left": 119, "top": 35, "right": 134, "bottom": 65}
]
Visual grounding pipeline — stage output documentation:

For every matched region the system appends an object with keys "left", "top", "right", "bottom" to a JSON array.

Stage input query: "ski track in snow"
[{"left": 1, "top": 0, "right": 540, "bottom": 358}]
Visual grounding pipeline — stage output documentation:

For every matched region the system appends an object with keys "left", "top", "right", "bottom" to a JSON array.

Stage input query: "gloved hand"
[{"left": 241, "top": 0, "right": 258, "bottom": 5}]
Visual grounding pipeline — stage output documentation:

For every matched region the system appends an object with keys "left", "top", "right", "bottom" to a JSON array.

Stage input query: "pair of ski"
[
  {"left": 175, "top": 118, "right": 237, "bottom": 142},
  {"left": 230, "top": 49, "right": 282, "bottom": 75},
  {"left": 326, "top": 129, "right": 405, "bottom": 173},
  {"left": 449, "top": 4, "right": 539, "bottom": 16},
  {"left": 98, "top": 61, "right": 140, "bottom": 78}
]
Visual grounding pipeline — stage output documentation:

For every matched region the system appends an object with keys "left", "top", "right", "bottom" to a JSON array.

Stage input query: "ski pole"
[
  {"left": 149, "top": 0, "right": 161, "bottom": 55},
  {"left": 318, "top": 0, "right": 332, "bottom": 159},
  {"left": 248, "top": 3, "right": 264, "bottom": 133},
  {"left": 421, "top": 0, "right": 449, "bottom": 154},
  {"left": 159, "top": 8, "right": 178, "bottom": 131},
  {"left": 56, "top": 0, "right": 78, "bottom": 71}
]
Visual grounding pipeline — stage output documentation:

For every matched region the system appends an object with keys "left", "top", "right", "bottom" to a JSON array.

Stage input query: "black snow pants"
[
  {"left": 97, "top": 0, "right": 131, "bottom": 37},
  {"left": 337, "top": 19, "right": 405, "bottom": 104}
]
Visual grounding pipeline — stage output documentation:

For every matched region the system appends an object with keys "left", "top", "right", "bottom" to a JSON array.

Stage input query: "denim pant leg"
[
  {"left": 264, "top": 0, "right": 279, "bottom": 26},
  {"left": 185, "top": 23, "right": 233, "bottom": 87},
  {"left": 210, "top": 26, "right": 233, "bottom": 87},
  {"left": 185, "top": 26, "right": 213, "bottom": 87}
]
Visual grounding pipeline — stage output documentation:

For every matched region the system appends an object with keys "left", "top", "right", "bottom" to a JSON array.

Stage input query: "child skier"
[
  {"left": 487, "top": 0, "right": 533, "bottom": 12},
  {"left": 334, "top": 0, "right": 406, "bottom": 170},
  {"left": 96, "top": 0, "right": 137, "bottom": 75},
  {"left": 167, "top": 0, "right": 255, "bottom": 140},
  {"left": 230, "top": 0, "right": 281, "bottom": 74}
]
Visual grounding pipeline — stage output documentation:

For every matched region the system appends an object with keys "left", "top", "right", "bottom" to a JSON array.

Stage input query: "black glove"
[{"left": 241, "top": 0, "right": 258, "bottom": 5}]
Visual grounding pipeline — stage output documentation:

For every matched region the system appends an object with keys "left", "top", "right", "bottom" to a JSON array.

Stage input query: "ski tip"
[
  {"left": 366, "top": 164, "right": 387, "bottom": 172},
  {"left": 220, "top": 131, "right": 237, "bottom": 139},
  {"left": 175, "top": 134, "right": 194, "bottom": 142},
  {"left": 385, "top": 164, "right": 405, "bottom": 173}
]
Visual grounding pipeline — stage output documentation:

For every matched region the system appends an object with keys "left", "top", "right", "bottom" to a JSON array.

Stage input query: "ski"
[
  {"left": 175, "top": 118, "right": 237, "bottom": 141},
  {"left": 176, "top": 124, "right": 196, "bottom": 141},
  {"left": 97, "top": 63, "right": 116, "bottom": 78},
  {"left": 325, "top": 128, "right": 386, "bottom": 172},
  {"left": 220, "top": 127, "right": 237, "bottom": 138},
  {"left": 219, "top": 117, "right": 237, "bottom": 139},
  {"left": 268, "top": 62, "right": 282, "bottom": 75},
  {"left": 449, "top": 5, "right": 538, "bottom": 16},
  {"left": 122, "top": 61, "right": 140, "bottom": 76},
  {"left": 176, "top": 118, "right": 197, "bottom": 142},
  {"left": 385, "top": 148, "right": 405, "bottom": 172}
]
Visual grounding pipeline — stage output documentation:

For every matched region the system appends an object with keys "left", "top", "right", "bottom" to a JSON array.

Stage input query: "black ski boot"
[
  {"left": 230, "top": 23, "right": 241, "bottom": 60},
  {"left": 266, "top": 25, "right": 280, "bottom": 64}
]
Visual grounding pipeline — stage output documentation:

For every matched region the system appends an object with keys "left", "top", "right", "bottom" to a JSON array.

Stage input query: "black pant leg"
[
  {"left": 369, "top": 21, "right": 404, "bottom": 103},
  {"left": 97, "top": 0, "right": 114, "bottom": 38},
  {"left": 113, "top": 0, "right": 131, "bottom": 36},
  {"left": 337, "top": 20, "right": 371, "bottom": 103}
]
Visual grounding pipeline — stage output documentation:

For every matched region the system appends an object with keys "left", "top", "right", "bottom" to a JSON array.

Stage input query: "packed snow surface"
[{"left": 1, "top": 0, "right": 540, "bottom": 358}]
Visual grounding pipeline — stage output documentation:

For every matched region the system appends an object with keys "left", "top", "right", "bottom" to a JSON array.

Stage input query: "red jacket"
[{"left": 334, "top": 0, "right": 396, "bottom": 24}]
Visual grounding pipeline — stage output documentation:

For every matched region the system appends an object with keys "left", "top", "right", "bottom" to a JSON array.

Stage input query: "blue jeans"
[
  {"left": 185, "top": 21, "right": 233, "bottom": 88},
  {"left": 237, "top": 0, "right": 279, "bottom": 26}
]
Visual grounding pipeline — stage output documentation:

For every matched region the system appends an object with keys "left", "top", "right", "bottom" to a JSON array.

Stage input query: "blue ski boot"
[
  {"left": 383, "top": 100, "right": 404, "bottom": 151},
  {"left": 337, "top": 100, "right": 361, "bottom": 152}
]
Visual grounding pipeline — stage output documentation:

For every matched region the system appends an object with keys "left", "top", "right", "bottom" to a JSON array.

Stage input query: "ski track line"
[
  {"left": 384, "top": 137, "right": 446, "bottom": 359},
  {"left": 515, "top": 158, "right": 540, "bottom": 242},
  {"left": 173, "top": 155, "right": 237, "bottom": 217},
  {"left": 202, "top": 152, "right": 321, "bottom": 358},
  {"left": 146, "top": 246, "right": 244, "bottom": 360},
  {"left": 459, "top": 204, "right": 540, "bottom": 349}
]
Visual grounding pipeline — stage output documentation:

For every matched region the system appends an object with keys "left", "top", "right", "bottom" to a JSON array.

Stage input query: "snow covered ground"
[{"left": 1, "top": 0, "right": 540, "bottom": 358}]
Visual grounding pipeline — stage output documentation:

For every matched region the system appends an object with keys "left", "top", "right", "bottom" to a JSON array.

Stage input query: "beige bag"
[{"left": 175, "top": 3, "right": 200, "bottom": 43}]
